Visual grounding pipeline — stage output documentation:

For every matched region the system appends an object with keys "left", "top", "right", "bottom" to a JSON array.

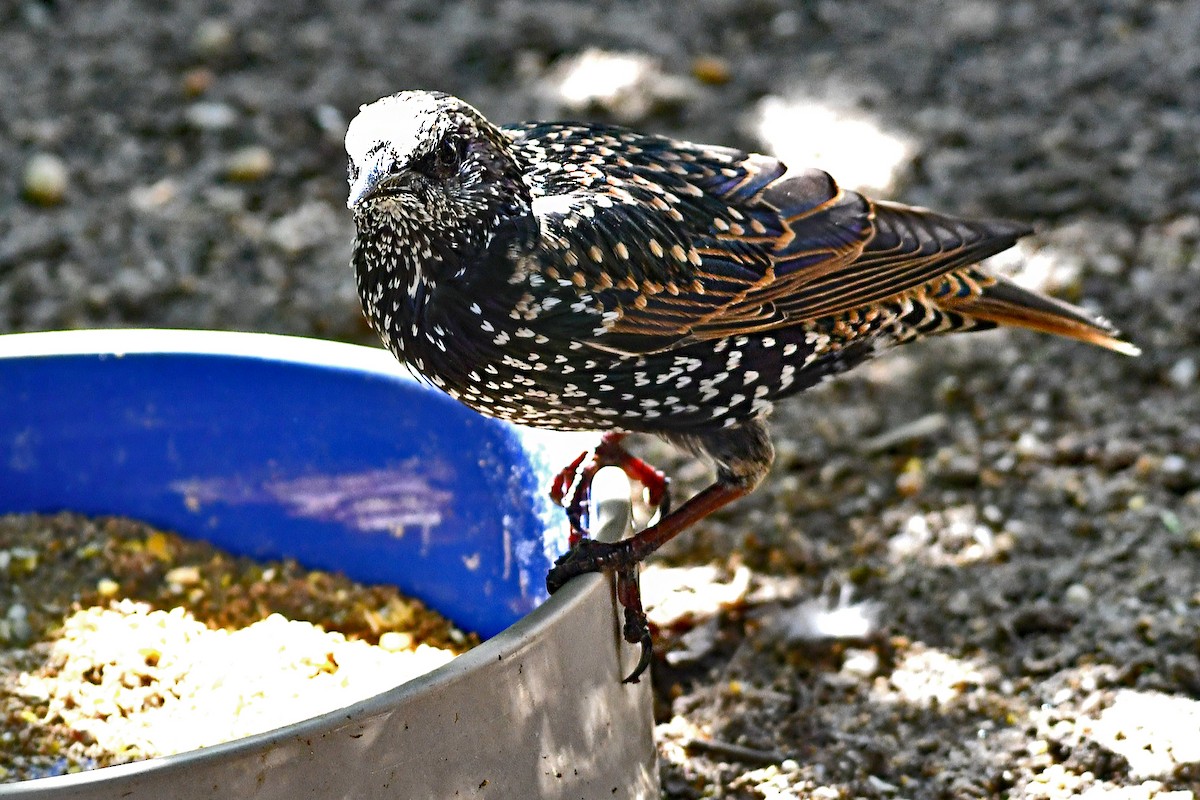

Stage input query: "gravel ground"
[{"left": 2, "top": 1, "right": 1198, "bottom": 797}]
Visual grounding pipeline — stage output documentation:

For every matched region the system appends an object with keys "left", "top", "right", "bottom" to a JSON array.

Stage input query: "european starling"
[{"left": 345, "top": 91, "right": 1137, "bottom": 682}]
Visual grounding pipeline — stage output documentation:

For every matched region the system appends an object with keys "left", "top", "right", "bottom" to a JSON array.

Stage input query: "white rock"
[{"left": 23, "top": 153, "right": 68, "bottom": 206}]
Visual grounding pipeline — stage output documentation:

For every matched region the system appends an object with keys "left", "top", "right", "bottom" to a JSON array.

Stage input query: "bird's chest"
[
  {"left": 358, "top": 264, "right": 470, "bottom": 368},
  {"left": 353, "top": 233, "right": 528, "bottom": 383}
]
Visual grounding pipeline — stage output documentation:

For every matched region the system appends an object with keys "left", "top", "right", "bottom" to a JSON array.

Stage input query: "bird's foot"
[
  {"left": 549, "top": 432, "right": 671, "bottom": 546},
  {"left": 546, "top": 538, "right": 653, "bottom": 683},
  {"left": 546, "top": 538, "right": 634, "bottom": 590},
  {"left": 546, "top": 433, "right": 675, "bottom": 682}
]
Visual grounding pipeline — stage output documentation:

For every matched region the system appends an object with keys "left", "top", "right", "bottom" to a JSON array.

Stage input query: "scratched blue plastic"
[{"left": 0, "top": 334, "right": 575, "bottom": 638}]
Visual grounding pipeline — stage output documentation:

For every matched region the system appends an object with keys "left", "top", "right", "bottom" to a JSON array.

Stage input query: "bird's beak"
[
  {"left": 347, "top": 160, "right": 387, "bottom": 210},
  {"left": 347, "top": 158, "right": 413, "bottom": 210}
]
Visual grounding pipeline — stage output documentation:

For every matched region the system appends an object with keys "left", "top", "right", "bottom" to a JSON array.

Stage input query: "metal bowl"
[{"left": 0, "top": 330, "right": 656, "bottom": 799}]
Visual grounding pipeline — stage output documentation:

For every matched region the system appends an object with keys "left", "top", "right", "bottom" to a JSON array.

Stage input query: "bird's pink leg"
[
  {"left": 549, "top": 431, "right": 671, "bottom": 546},
  {"left": 547, "top": 477, "right": 752, "bottom": 682}
]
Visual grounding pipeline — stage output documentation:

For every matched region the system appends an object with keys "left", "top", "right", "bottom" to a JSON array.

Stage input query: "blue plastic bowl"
[
  {"left": 0, "top": 329, "right": 595, "bottom": 637},
  {"left": 0, "top": 330, "right": 658, "bottom": 799}
]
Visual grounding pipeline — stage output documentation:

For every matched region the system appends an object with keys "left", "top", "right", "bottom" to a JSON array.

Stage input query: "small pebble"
[
  {"left": 840, "top": 648, "right": 880, "bottom": 679},
  {"left": 268, "top": 202, "right": 339, "bottom": 254},
  {"left": 946, "top": 590, "right": 974, "bottom": 615},
  {"left": 895, "top": 462, "right": 925, "bottom": 497},
  {"left": 1063, "top": 583, "right": 1092, "bottom": 607},
  {"left": 945, "top": 0, "right": 1002, "bottom": 38},
  {"left": 129, "top": 179, "right": 178, "bottom": 212},
  {"left": 22, "top": 153, "right": 68, "bottom": 206},
  {"left": 225, "top": 145, "right": 274, "bottom": 182},
  {"left": 313, "top": 104, "right": 347, "bottom": 140},
  {"left": 1160, "top": 454, "right": 1187, "bottom": 474},
  {"left": 1014, "top": 432, "right": 1050, "bottom": 461},
  {"left": 691, "top": 55, "right": 731, "bottom": 85},
  {"left": 192, "top": 19, "right": 235, "bottom": 59},
  {"left": 182, "top": 67, "right": 215, "bottom": 97},
  {"left": 185, "top": 101, "right": 237, "bottom": 131},
  {"left": 1168, "top": 357, "right": 1196, "bottom": 389},
  {"left": 5, "top": 617, "right": 32, "bottom": 645},
  {"left": 1159, "top": 454, "right": 1195, "bottom": 491},
  {"left": 4, "top": 605, "right": 32, "bottom": 644},
  {"left": 938, "top": 454, "right": 982, "bottom": 487}
]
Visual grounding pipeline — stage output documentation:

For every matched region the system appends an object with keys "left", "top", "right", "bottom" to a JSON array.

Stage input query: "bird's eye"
[{"left": 431, "top": 137, "right": 464, "bottom": 177}]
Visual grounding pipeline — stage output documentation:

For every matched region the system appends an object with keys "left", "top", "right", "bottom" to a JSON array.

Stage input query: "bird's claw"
[
  {"left": 545, "top": 538, "right": 627, "bottom": 592},
  {"left": 547, "top": 540, "right": 654, "bottom": 683},
  {"left": 616, "top": 563, "right": 653, "bottom": 683}
]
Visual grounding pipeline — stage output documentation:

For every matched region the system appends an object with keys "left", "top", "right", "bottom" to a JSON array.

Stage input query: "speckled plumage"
[{"left": 346, "top": 91, "right": 1136, "bottom": 681}]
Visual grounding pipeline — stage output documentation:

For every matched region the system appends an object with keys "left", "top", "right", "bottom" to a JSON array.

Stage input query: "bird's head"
[{"left": 345, "top": 91, "right": 530, "bottom": 273}]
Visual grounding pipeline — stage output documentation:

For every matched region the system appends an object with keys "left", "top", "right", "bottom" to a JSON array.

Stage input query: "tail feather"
[{"left": 949, "top": 276, "right": 1140, "bottom": 356}]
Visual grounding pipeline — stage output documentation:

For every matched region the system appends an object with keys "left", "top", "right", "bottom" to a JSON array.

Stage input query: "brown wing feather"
[
  {"left": 602, "top": 166, "right": 876, "bottom": 348},
  {"left": 566, "top": 144, "right": 1134, "bottom": 356},
  {"left": 768, "top": 199, "right": 1033, "bottom": 322},
  {"left": 659, "top": 170, "right": 1035, "bottom": 344}
]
